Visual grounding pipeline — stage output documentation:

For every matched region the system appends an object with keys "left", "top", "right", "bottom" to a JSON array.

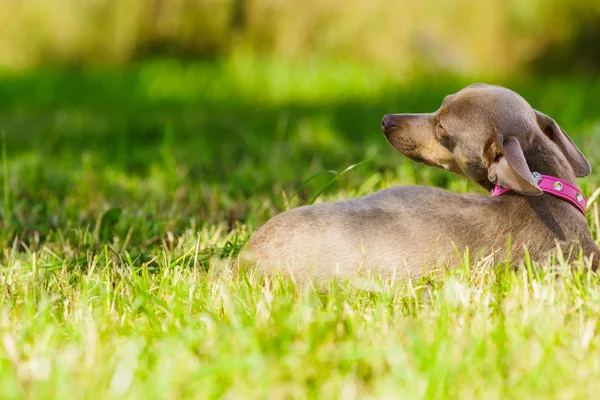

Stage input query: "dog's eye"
[{"left": 436, "top": 121, "right": 447, "bottom": 137}]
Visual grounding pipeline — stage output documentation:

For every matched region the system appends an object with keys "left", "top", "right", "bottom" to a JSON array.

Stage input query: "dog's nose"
[{"left": 381, "top": 114, "right": 398, "bottom": 131}]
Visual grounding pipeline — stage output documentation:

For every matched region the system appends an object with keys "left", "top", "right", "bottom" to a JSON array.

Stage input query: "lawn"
[{"left": 1, "top": 58, "right": 600, "bottom": 398}]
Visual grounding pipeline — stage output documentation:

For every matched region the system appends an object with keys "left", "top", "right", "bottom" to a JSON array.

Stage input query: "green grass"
[{"left": 1, "top": 58, "right": 600, "bottom": 398}]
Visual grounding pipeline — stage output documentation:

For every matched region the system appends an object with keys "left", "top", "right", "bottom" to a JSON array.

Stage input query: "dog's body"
[{"left": 239, "top": 84, "right": 599, "bottom": 282}]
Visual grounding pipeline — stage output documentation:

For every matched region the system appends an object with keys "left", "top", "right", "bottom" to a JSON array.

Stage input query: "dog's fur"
[{"left": 237, "top": 84, "right": 599, "bottom": 282}]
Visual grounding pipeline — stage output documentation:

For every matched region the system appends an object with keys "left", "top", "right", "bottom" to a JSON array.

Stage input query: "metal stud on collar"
[
  {"left": 532, "top": 171, "right": 542, "bottom": 183},
  {"left": 554, "top": 181, "right": 563, "bottom": 191},
  {"left": 576, "top": 192, "right": 583, "bottom": 202}
]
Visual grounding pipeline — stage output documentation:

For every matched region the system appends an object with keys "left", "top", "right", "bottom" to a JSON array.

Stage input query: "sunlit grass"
[{"left": 2, "top": 236, "right": 600, "bottom": 398}]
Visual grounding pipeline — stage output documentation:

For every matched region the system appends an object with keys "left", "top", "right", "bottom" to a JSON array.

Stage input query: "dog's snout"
[{"left": 381, "top": 114, "right": 412, "bottom": 133}]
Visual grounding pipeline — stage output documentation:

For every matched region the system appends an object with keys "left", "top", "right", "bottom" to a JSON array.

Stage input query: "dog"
[{"left": 237, "top": 84, "right": 599, "bottom": 283}]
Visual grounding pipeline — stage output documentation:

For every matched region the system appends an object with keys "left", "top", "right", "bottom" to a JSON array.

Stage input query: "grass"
[{"left": 1, "top": 57, "right": 600, "bottom": 398}]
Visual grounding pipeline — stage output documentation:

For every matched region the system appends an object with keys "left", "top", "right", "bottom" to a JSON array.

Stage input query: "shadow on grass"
[{"left": 0, "top": 60, "right": 599, "bottom": 250}]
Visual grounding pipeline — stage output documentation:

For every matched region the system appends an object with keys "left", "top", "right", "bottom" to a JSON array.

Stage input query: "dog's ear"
[
  {"left": 534, "top": 110, "right": 591, "bottom": 177},
  {"left": 488, "top": 135, "right": 542, "bottom": 195}
]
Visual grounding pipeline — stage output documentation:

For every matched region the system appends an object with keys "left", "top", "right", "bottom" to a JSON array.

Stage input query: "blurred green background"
[
  {"left": 1, "top": 0, "right": 600, "bottom": 254},
  {"left": 2, "top": 0, "right": 600, "bottom": 74}
]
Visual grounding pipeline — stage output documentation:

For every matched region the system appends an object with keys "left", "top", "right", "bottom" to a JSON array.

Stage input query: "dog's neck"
[{"left": 523, "top": 134, "right": 579, "bottom": 188}]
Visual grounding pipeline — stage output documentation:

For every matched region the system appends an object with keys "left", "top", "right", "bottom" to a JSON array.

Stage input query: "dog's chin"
[
  {"left": 405, "top": 153, "right": 436, "bottom": 167},
  {"left": 384, "top": 133, "right": 418, "bottom": 155},
  {"left": 384, "top": 130, "right": 450, "bottom": 170}
]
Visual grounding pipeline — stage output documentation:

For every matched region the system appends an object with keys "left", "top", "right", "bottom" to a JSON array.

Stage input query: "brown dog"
[{"left": 238, "top": 84, "right": 599, "bottom": 283}]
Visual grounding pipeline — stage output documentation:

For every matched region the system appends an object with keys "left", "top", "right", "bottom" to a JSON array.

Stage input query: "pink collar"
[{"left": 491, "top": 172, "right": 587, "bottom": 215}]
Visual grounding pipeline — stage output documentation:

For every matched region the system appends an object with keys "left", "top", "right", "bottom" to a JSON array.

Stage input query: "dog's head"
[{"left": 381, "top": 83, "right": 590, "bottom": 194}]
